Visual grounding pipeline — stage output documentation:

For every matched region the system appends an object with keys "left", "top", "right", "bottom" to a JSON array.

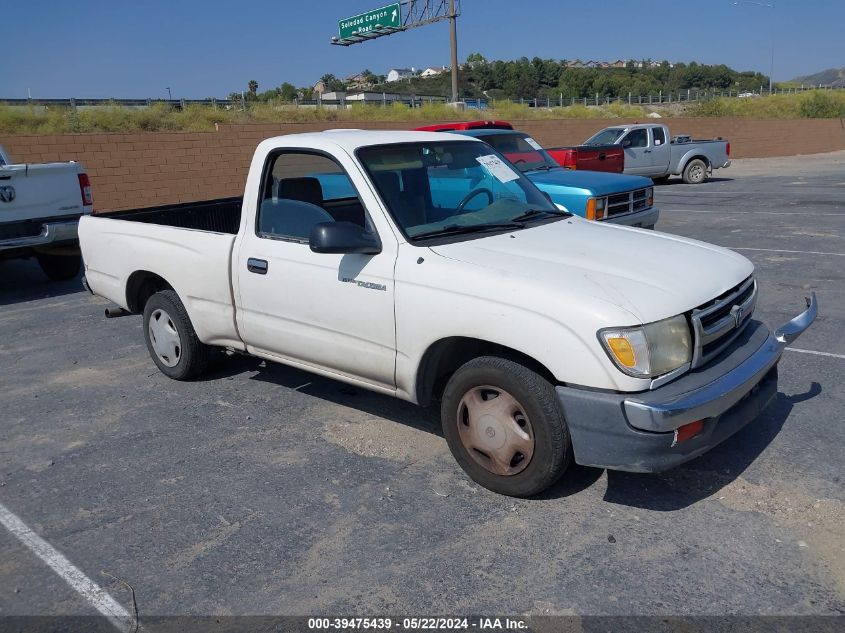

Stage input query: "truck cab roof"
[{"left": 262, "top": 130, "right": 478, "bottom": 153}]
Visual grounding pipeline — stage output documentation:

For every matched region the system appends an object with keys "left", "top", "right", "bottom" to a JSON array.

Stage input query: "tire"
[
  {"left": 37, "top": 253, "right": 81, "bottom": 281},
  {"left": 652, "top": 175, "right": 671, "bottom": 185},
  {"left": 682, "top": 158, "right": 708, "bottom": 184},
  {"left": 142, "top": 290, "right": 210, "bottom": 380},
  {"left": 440, "top": 356, "right": 571, "bottom": 497}
]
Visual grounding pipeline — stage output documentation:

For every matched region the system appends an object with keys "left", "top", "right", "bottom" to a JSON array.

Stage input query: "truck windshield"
[
  {"left": 584, "top": 128, "right": 625, "bottom": 145},
  {"left": 473, "top": 133, "right": 559, "bottom": 173},
  {"left": 357, "top": 140, "right": 566, "bottom": 242}
]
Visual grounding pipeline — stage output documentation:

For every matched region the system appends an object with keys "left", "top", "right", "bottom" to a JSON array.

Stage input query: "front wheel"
[
  {"left": 142, "top": 290, "right": 210, "bottom": 380},
  {"left": 440, "top": 356, "right": 572, "bottom": 497},
  {"left": 37, "top": 253, "right": 81, "bottom": 281},
  {"left": 682, "top": 159, "right": 708, "bottom": 184}
]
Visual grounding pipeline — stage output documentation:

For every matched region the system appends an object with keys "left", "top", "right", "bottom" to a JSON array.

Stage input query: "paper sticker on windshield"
[
  {"left": 476, "top": 154, "right": 519, "bottom": 183},
  {"left": 524, "top": 137, "right": 543, "bottom": 151}
]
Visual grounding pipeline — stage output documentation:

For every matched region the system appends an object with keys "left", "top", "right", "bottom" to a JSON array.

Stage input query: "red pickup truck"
[
  {"left": 545, "top": 144, "right": 624, "bottom": 173},
  {"left": 415, "top": 121, "right": 624, "bottom": 173}
]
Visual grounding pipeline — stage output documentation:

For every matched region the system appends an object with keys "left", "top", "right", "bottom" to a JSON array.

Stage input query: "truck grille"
[
  {"left": 604, "top": 187, "right": 652, "bottom": 218},
  {"left": 691, "top": 276, "right": 757, "bottom": 368}
]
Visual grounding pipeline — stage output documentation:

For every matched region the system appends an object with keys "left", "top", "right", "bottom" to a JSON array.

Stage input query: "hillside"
[
  {"left": 790, "top": 66, "right": 845, "bottom": 88},
  {"left": 364, "top": 59, "right": 769, "bottom": 100}
]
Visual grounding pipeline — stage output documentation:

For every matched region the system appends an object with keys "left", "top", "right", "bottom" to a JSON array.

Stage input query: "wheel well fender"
[
  {"left": 125, "top": 271, "right": 174, "bottom": 314},
  {"left": 683, "top": 154, "right": 710, "bottom": 172},
  {"left": 414, "top": 337, "right": 557, "bottom": 407}
]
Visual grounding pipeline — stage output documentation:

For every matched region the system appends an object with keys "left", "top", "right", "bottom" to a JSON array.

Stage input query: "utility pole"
[{"left": 448, "top": 0, "right": 459, "bottom": 103}]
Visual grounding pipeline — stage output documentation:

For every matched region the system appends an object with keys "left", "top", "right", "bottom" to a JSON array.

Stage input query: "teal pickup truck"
[{"left": 418, "top": 124, "right": 659, "bottom": 229}]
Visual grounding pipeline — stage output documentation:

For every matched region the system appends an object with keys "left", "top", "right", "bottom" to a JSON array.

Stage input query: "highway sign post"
[
  {"left": 339, "top": 3, "right": 402, "bottom": 40},
  {"left": 331, "top": 1, "right": 462, "bottom": 103}
]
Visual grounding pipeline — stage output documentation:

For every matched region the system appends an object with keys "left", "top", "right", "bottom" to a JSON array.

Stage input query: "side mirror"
[
  {"left": 310, "top": 221, "right": 381, "bottom": 255},
  {"left": 621, "top": 139, "right": 632, "bottom": 148}
]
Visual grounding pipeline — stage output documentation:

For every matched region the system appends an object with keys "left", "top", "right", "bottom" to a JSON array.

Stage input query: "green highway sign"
[{"left": 338, "top": 3, "right": 402, "bottom": 40}]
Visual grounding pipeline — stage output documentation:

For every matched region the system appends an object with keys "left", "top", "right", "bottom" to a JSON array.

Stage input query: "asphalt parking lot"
[{"left": 1, "top": 151, "right": 843, "bottom": 625}]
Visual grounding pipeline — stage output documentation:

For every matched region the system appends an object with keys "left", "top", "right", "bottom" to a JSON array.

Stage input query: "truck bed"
[
  {"left": 545, "top": 144, "right": 624, "bottom": 173},
  {"left": 80, "top": 197, "right": 244, "bottom": 350},
  {"left": 99, "top": 197, "right": 243, "bottom": 234}
]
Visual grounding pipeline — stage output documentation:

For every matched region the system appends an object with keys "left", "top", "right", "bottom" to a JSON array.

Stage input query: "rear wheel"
[
  {"left": 37, "top": 253, "right": 81, "bottom": 281},
  {"left": 142, "top": 290, "right": 210, "bottom": 380},
  {"left": 682, "top": 159, "right": 708, "bottom": 184},
  {"left": 440, "top": 356, "right": 571, "bottom": 497}
]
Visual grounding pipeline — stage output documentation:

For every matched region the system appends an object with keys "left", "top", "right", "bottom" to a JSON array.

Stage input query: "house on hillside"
[
  {"left": 386, "top": 68, "right": 416, "bottom": 82},
  {"left": 313, "top": 80, "right": 328, "bottom": 96},
  {"left": 609, "top": 59, "right": 627, "bottom": 68},
  {"left": 345, "top": 72, "right": 374, "bottom": 90},
  {"left": 420, "top": 66, "right": 448, "bottom": 78},
  {"left": 566, "top": 60, "right": 585, "bottom": 68}
]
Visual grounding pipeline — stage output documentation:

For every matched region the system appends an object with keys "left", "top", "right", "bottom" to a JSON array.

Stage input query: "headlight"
[
  {"left": 599, "top": 314, "right": 692, "bottom": 378},
  {"left": 645, "top": 187, "right": 654, "bottom": 208}
]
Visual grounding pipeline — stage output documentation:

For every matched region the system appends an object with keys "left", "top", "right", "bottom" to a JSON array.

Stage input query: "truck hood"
[
  {"left": 428, "top": 218, "right": 753, "bottom": 325},
  {"left": 525, "top": 168, "right": 652, "bottom": 196}
]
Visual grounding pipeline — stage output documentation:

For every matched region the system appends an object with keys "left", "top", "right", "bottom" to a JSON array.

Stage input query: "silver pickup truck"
[
  {"left": 0, "top": 145, "right": 93, "bottom": 280},
  {"left": 584, "top": 124, "right": 731, "bottom": 184}
]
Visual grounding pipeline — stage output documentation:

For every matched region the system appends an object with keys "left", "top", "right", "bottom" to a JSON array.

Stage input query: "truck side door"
[
  {"left": 620, "top": 128, "right": 651, "bottom": 175},
  {"left": 233, "top": 149, "right": 397, "bottom": 390},
  {"left": 648, "top": 126, "right": 671, "bottom": 175}
]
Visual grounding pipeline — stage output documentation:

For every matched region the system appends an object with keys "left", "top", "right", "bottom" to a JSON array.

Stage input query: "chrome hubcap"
[
  {"left": 691, "top": 164, "right": 704, "bottom": 181},
  {"left": 148, "top": 309, "right": 181, "bottom": 367},
  {"left": 457, "top": 386, "right": 535, "bottom": 476}
]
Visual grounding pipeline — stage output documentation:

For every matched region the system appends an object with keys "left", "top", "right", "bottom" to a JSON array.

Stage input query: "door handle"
[
  {"left": 247, "top": 258, "right": 268, "bottom": 275},
  {"left": 598, "top": 153, "right": 606, "bottom": 160},
  {"left": 644, "top": 150, "right": 652, "bottom": 153}
]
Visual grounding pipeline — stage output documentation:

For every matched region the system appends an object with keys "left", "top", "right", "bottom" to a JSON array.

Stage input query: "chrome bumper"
[
  {"left": 556, "top": 293, "right": 817, "bottom": 473},
  {"left": 0, "top": 220, "right": 79, "bottom": 252},
  {"left": 625, "top": 293, "right": 817, "bottom": 432}
]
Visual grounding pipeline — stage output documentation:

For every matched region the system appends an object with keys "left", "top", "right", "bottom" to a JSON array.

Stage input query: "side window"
[
  {"left": 257, "top": 152, "right": 368, "bottom": 241},
  {"left": 652, "top": 127, "right": 666, "bottom": 146},
  {"left": 625, "top": 129, "right": 648, "bottom": 148}
]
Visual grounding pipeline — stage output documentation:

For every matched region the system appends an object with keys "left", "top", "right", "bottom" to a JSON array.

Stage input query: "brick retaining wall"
[{"left": 2, "top": 117, "right": 843, "bottom": 213}]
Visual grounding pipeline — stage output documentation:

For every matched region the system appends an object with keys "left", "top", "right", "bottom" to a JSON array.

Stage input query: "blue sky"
[{"left": 5, "top": 0, "right": 843, "bottom": 98}]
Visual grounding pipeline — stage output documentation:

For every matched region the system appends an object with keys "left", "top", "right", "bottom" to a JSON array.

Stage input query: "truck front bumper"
[
  {"left": 0, "top": 219, "right": 79, "bottom": 253},
  {"left": 556, "top": 294, "right": 817, "bottom": 472},
  {"left": 603, "top": 206, "right": 659, "bottom": 230}
]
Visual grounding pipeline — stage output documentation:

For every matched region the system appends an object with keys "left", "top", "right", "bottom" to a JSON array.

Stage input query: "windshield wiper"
[
  {"left": 411, "top": 222, "right": 525, "bottom": 240},
  {"left": 510, "top": 209, "right": 570, "bottom": 222}
]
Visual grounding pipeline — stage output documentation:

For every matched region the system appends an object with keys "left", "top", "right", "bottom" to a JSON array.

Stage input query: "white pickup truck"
[
  {"left": 79, "top": 130, "right": 816, "bottom": 497},
  {"left": 584, "top": 124, "right": 732, "bottom": 184},
  {"left": 0, "top": 145, "right": 93, "bottom": 280}
]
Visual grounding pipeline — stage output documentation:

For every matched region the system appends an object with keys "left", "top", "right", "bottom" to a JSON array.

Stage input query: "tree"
[
  {"left": 466, "top": 52, "right": 487, "bottom": 66},
  {"left": 279, "top": 82, "right": 298, "bottom": 101},
  {"left": 248, "top": 80, "right": 258, "bottom": 95},
  {"left": 320, "top": 73, "right": 346, "bottom": 91}
]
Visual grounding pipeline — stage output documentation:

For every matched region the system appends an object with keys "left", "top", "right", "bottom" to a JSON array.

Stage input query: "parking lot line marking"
[
  {"left": 729, "top": 247, "right": 845, "bottom": 257},
  {"left": 785, "top": 348, "right": 845, "bottom": 360},
  {"left": 0, "top": 502, "right": 135, "bottom": 633}
]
